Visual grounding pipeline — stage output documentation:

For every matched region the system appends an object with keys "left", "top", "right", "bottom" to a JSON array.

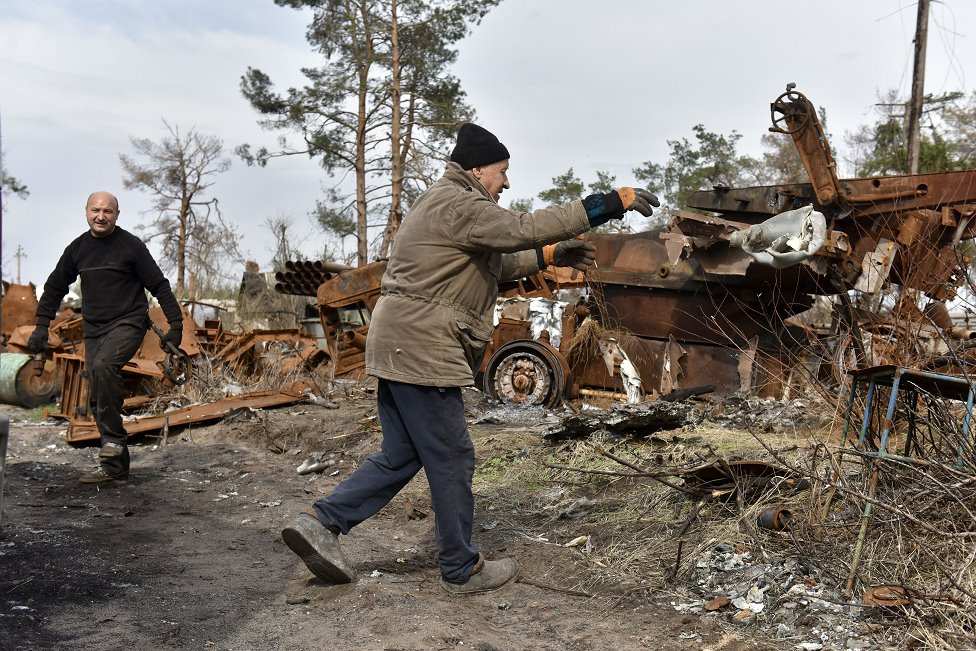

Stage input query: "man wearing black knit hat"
[{"left": 282, "top": 123, "right": 658, "bottom": 594}]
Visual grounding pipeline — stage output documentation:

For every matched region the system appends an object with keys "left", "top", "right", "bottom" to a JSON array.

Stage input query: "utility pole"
[
  {"left": 906, "top": 0, "right": 930, "bottom": 174},
  {"left": 14, "top": 245, "right": 26, "bottom": 283}
]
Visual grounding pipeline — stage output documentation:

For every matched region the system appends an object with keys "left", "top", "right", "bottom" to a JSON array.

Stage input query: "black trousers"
[
  {"left": 85, "top": 324, "right": 145, "bottom": 477},
  {"left": 313, "top": 379, "right": 480, "bottom": 583}
]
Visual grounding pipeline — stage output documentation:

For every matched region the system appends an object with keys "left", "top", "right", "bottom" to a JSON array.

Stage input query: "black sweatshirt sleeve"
[
  {"left": 34, "top": 242, "right": 80, "bottom": 328},
  {"left": 132, "top": 238, "right": 182, "bottom": 327}
]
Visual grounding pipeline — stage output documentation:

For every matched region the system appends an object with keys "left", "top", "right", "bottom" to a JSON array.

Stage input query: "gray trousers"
[
  {"left": 313, "top": 379, "right": 480, "bottom": 584},
  {"left": 85, "top": 324, "right": 145, "bottom": 477}
]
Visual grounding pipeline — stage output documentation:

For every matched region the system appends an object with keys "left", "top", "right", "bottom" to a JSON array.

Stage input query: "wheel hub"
[{"left": 492, "top": 352, "right": 553, "bottom": 405}]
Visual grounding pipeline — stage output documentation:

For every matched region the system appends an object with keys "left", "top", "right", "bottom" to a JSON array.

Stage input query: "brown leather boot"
[
  {"left": 281, "top": 513, "right": 356, "bottom": 583},
  {"left": 440, "top": 555, "right": 519, "bottom": 595},
  {"left": 98, "top": 442, "right": 125, "bottom": 459},
  {"left": 79, "top": 467, "right": 128, "bottom": 484}
]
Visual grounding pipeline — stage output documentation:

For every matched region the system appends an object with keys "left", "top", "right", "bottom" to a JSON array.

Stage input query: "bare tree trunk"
[
  {"left": 350, "top": 0, "right": 372, "bottom": 267},
  {"left": 381, "top": 0, "right": 404, "bottom": 259},
  {"left": 177, "top": 196, "right": 189, "bottom": 296}
]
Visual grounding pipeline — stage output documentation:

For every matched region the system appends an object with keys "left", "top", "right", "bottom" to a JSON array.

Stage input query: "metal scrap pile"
[
  {"left": 292, "top": 86, "right": 976, "bottom": 413},
  {"left": 0, "top": 281, "right": 329, "bottom": 442}
]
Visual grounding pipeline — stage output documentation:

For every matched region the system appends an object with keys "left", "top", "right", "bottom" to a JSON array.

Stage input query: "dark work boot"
[
  {"left": 79, "top": 467, "right": 128, "bottom": 484},
  {"left": 440, "top": 555, "right": 519, "bottom": 595},
  {"left": 98, "top": 442, "right": 125, "bottom": 459},
  {"left": 281, "top": 513, "right": 356, "bottom": 583}
]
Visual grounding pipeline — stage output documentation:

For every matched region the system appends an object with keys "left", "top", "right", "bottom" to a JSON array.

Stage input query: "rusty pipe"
[
  {"left": 756, "top": 507, "right": 793, "bottom": 531},
  {"left": 319, "top": 261, "right": 355, "bottom": 273},
  {"left": 922, "top": 302, "right": 976, "bottom": 339},
  {"left": 342, "top": 330, "right": 367, "bottom": 350},
  {"left": 847, "top": 187, "right": 927, "bottom": 203},
  {"left": 950, "top": 327, "right": 976, "bottom": 340}
]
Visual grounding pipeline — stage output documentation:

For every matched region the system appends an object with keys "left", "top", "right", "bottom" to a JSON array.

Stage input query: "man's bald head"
[
  {"left": 86, "top": 191, "right": 119, "bottom": 211},
  {"left": 85, "top": 191, "right": 120, "bottom": 237}
]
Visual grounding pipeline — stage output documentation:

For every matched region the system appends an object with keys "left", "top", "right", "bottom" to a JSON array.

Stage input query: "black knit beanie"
[{"left": 450, "top": 123, "right": 510, "bottom": 170}]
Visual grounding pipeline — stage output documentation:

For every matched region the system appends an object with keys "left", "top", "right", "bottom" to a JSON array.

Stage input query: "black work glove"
[
  {"left": 620, "top": 188, "right": 660, "bottom": 217},
  {"left": 27, "top": 325, "right": 49, "bottom": 354},
  {"left": 546, "top": 239, "right": 597, "bottom": 272},
  {"left": 159, "top": 326, "right": 183, "bottom": 352},
  {"left": 582, "top": 187, "right": 660, "bottom": 227}
]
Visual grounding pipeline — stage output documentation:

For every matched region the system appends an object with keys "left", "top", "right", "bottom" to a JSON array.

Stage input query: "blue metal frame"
[{"left": 844, "top": 364, "right": 975, "bottom": 465}]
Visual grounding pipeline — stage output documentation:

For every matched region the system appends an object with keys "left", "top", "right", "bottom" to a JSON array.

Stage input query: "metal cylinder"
[
  {"left": 756, "top": 507, "right": 793, "bottom": 531},
  {"left": 319, "top": 261, "right": 354, "bottom": 274},
  {"left": 342, "top": 330, "right": 367, "bottom": 350},
  {"left": 0, "top": 353, "right": 61, "bottom": 408}
]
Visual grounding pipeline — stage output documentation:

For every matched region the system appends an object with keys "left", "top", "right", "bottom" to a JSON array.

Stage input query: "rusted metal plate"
[
  {"left": 596, "top": 285, "right": 762, "bottom": 345},
  {"left": 137, "top": 306, "right": 202, "bottom": 364},
  {"left": 863, "top": 586, "right": 911, "bottom": 607},
  {"left": 686, "top": 183, "right": 818, "bottom": 217},
  {"left": 1, "top": 282, "right": 38, "bottom": 340},
  {"left": 316, "top": 261, "right": 387, "bottom": 308},
  {"left": 65, "top": 380, "right": 317, "bottom": 442}
]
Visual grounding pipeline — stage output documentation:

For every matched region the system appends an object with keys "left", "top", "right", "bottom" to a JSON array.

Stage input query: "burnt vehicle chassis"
[{"left": 308, "top": 87, "right": 976, "bottom": 407}]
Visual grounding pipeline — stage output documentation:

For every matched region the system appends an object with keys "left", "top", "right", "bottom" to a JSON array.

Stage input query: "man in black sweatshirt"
[{"left": 27, "top": 191, "right": 184, "bottom": 484}]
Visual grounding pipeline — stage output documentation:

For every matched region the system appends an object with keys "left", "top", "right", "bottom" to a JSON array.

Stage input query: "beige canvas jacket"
[{"left": 365, "top": 162, "right": 590, "bottom": 386}]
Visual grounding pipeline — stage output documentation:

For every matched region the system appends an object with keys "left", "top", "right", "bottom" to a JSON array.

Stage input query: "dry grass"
[
  {"left": 473, "top": 420, "right": 814, "bottom": 596},
  {"left": 472, "top": 385, "right": 976, "bottom": 648}
]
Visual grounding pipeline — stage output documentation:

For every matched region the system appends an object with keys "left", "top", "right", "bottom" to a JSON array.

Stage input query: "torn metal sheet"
[
  {"left": 728, "top": 205, "right": 827, "bottom": 269},
  {"left": 853, "top": 239, "right": 897, "bottom": 295},
  {"left": 494, "top": 296, "right": 569, "bottom": 347},
  {"left": 597, "top": 339, "right": 642, "bottom": 404}
]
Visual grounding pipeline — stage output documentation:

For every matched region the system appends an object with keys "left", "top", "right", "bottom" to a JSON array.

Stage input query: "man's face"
[
  {"left": 86, "top": 193, "right": 119, "bottom": 237},
  {"left": 472, "top": 160, "right": 510, "bottom": 202}
]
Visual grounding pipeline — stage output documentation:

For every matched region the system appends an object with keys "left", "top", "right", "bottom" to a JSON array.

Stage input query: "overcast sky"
[{"left": 2, "top": 0, "right": 975, "bottom": 288}]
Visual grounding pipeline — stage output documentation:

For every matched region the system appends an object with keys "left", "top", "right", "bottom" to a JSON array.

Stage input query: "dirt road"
[{"left": 0, "top": 394, "right": 771, "bottom": 651}]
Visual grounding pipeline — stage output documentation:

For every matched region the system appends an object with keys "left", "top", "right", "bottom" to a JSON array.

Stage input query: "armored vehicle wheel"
[{"left": 482, "top": 340, "right": 570, "bottom": 408}]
